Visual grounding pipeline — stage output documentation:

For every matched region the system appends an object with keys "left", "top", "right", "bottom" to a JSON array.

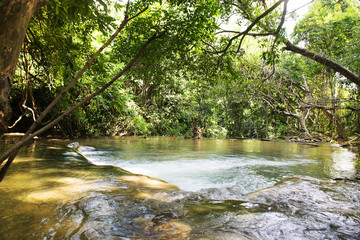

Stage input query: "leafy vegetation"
[{"left": 5, "top": 0, "right": 360, "bottom": 143}]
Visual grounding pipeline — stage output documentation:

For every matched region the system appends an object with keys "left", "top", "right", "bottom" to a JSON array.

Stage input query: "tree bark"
[
  {"left": 0, "top": 0, "right": 47, "bottom": 135},
  {"left": 284, "top": 40, "right": 360, "bottom": 87}
]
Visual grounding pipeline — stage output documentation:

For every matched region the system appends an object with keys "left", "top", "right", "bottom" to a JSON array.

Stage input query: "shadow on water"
[{"left": 0, "top": 137, "right": 359, "bottom": 239}]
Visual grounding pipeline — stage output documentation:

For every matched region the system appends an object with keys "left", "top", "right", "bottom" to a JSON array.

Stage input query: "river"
[{"left": 0, "top": 136, "right": 359, "bottom": 239}]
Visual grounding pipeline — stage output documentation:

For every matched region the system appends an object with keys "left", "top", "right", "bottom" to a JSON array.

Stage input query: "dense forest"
[{"left": 1, "top": 0, "right": 360, "bottom": 143}]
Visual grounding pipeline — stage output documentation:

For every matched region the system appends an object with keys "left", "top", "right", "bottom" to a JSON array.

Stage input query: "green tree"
[{"left": 284, "top": 0, "right": 360, "bottom": 86}]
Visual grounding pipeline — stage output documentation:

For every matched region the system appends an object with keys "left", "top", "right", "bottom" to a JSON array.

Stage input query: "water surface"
[
  {"left": 77, "top": 137, "right": 356, "bottom": 192},
  {"left": 0, "top": 136, "right": 359, "bottom": 239}
]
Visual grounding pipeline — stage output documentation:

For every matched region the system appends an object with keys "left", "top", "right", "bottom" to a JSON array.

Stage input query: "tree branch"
[
  {"left": 25, "top": 2, "right": 147, "bottom": 136},
  {"left": 0, "top": 2, "right": 151, "bottom": 181},
  {"left": 209, "top": 0, "right": 286, "bottom": 54},
  {"left": 0, "top": 30, "right": 166, "bottom": 181},
  {"left": 284, "top": 40, "right": 360, "bottom": 87}
]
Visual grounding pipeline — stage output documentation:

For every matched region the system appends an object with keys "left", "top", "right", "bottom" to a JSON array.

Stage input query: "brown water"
[{"left": 0, "top": 137, "right": 359, "bottom": 239}]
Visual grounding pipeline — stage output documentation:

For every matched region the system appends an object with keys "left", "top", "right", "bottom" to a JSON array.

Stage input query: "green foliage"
[
  {"left": 293, "top": 0, "right": 360, "bottom": 74},
  {"left": 8, "top": 0, "right": 360, "bottom": 141},
  {"left": 356, "top": 156, "right": 360, "bottom": 169}
]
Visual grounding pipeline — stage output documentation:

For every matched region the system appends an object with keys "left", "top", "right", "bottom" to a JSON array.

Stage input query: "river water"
[{"left": 0, "top": 136, "right": 359, "bottom": 239}]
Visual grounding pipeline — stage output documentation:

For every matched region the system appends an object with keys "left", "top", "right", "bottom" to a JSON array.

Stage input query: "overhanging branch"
[
  {"left": 207, "top": 0, "right": 286, "bottom": 54},
  {"left": 0, "top": 30, "right": 166, "bottom": 181},
  {"left": 284, "top": 40, "right": 360, "bottom": 87},
  {"left": 0, "top": 1, "right": 152, "bottom": 181}
]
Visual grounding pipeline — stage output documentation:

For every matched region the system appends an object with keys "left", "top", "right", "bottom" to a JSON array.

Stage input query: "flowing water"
[{"left": 0, "top": 136, "right": 359, "bottom": 239}]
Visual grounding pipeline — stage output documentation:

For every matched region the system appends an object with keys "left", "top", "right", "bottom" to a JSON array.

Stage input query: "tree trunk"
[
  {"left": 0, "top": 0, "right": 47, "bottom": 135},
  {"left": 299, "top": 110, "right": 310, "bottom": 137},
  {"left": 192, "top": 117, "right": 202, "bottom": 139}
]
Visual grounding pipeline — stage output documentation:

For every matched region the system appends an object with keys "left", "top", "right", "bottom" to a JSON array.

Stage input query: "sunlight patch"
[
  {"left": 22, "top": 178, "right": 112, "bottom": 202},
  {"left": 120, "top": 175, "right": 179, "bottom": 190}
]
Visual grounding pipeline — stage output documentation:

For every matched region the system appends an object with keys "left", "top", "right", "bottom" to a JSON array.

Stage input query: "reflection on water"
[
  {"left": 330, "top": 146, "right": 357, "bottom": 177},
  {"left": 0, "top": 137, "right": 359, "bottom": 239}
]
